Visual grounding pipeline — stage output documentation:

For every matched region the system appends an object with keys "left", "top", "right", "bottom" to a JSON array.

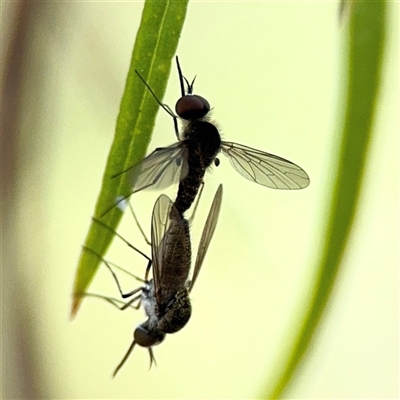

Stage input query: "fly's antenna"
[
  {"left": 187, "top": 76, "right": 197, "bottom": 94},
  {"left": 113, "top": 340, "right": 137, "bottom": 377},
  {"left": 112, "top": 341, "right": 158, "bottom": 376},
  {"left": 148, "top": 347, "right": 157, "bottom": 370},
  {"left": 176, "top": 56, "right": 186, "bottom": 97},
  {"left": 176, "top": 56, "right": 196, "bottom": 95},
  {"left": 135, "top": 70, "right": 176, "bottom": 119},
  {"left": 135, "top": 69, "right": 180, "bottom": 139}
]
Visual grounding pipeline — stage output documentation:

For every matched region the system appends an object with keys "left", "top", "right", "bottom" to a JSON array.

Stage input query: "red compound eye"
[{"left": 175, "top": 95, "right": 210, "bottom": 120}]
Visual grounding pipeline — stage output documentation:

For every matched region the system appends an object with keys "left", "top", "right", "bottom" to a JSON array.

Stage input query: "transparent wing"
[
  {"left": 151, "top": 194, "right": 173, "bottom": 300},
  {"left": 130, "top": 142, "right": 189, "bottom": 193},
  {"left": 189, "top": 184, "right": 223, "bottom": 292},
  {"left": 151, "top": 194, "right": 187, "bottom": 306},
  {"left": 220, "top": 141, "right": 310, "bottom": 189}
]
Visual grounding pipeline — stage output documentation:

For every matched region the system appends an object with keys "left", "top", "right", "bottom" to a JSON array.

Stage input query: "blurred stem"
[
  {"left": 3, "top": 2, "right": 49, "bottom": 398},
  {"left": 264, "top": 2, "right": 387, "bottom": 398}
]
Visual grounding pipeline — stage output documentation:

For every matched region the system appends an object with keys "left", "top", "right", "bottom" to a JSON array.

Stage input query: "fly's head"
[
  {"left": 134, "top": 321, "right": 166, "bottom": 348},
  {"left": 175, "top": 93, "right": 210, "bottom": 121},
  {"left": 113, "top": 320, "right": 164, "bottom": 376}
]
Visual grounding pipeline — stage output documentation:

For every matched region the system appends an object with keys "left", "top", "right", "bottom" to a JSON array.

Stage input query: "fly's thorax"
[
  {"left": 184, "top": 120, "right": 221, "bottom": 168},
  {"left": 141, "top": 281, "right": 157, "bottom": 318},
  {"left": 158, "top": 288, "right": 192, "bottom": 334}
]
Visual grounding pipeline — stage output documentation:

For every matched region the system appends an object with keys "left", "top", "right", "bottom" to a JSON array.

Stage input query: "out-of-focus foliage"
[{"left": 264, "top": 2, "right": 387, "bottom": 398}]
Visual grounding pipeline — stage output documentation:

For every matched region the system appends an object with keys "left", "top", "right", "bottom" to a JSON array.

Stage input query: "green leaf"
[
  {"left": 71, "top": 0, "right": 189, "bottom": 316},
  {"left": 263, "top": 2, "right": 387, "bottom": 398}
]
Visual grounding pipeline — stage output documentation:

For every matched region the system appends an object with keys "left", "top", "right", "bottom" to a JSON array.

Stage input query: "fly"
[
  {"left": 87, "top": 184, "right": 223, "bottom": 375},
  {"left": 111, "top": 56, "right": 309, "bottom": 216}
]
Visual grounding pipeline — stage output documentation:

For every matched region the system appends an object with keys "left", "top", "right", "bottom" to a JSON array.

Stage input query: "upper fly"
[{"left": 106, "top": 57, "right": 309, "bottom": 217}]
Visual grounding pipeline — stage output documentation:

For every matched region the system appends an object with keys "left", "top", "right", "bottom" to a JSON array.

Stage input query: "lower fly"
[{"left": 84, "top": 184, "right": 223, "bottom": 375}]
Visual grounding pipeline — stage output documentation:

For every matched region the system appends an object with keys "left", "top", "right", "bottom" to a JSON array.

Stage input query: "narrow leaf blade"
[{"left": 71, "top": 0, "right": 189, "bottom": 316}]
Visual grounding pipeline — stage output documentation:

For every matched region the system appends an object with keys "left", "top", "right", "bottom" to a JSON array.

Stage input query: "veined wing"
[
  {"left": 189, "top": 184, "right": 223, "bottom": 292},
  {"left": 220, "top": 141, "right": 310, "bottom": 189},
  {"left": 151, "top": 194, "right": 187, "bottom": 306},
  {"left": 130, "top": 142, "right": 189, "bottom": 193}
]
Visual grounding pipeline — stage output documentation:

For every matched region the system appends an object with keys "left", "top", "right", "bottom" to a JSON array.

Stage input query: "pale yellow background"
[{"left": 2, "top": 2, "right": 398, "bottom": 399}]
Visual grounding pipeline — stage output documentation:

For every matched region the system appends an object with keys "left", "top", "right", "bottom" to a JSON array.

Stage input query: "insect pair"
[{"left": 86, "top": 57, "right": 309, "bottom": 375}]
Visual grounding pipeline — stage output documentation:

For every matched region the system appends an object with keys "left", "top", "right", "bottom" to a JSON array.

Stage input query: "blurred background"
[{"left": 2, "top": 2, "right": 398, "bottom": 398}]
